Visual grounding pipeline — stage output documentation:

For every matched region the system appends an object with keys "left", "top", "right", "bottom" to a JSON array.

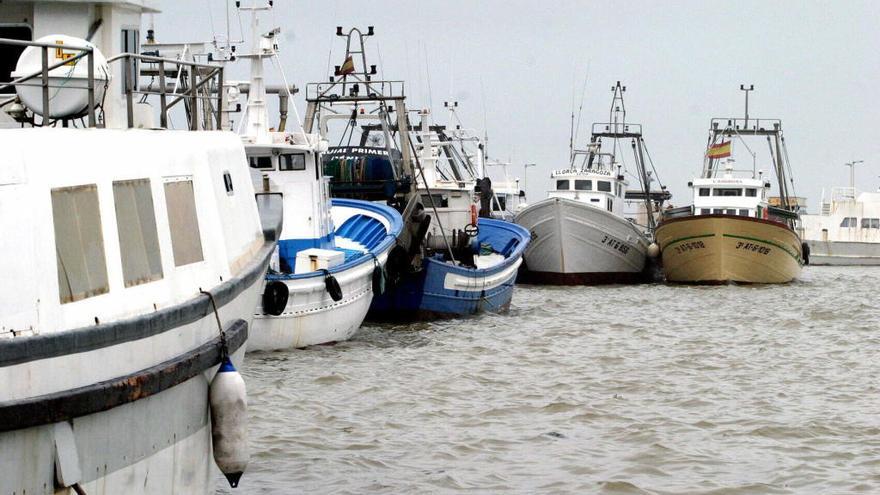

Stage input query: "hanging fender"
[
  {"left": 261, "top": 281, "right": 289, "bottom": 316},
  {"left": 322, "top": 269, "right": 343, "bottom": 302},
  {"left": 210, "top": 357, "right": 249, "bottom": 488},
  {"left": 801, "top": 242, "right": 810, "bottom": 265},
  {"left": 371, "top": 257, "right": 387, "bottom": 295}
]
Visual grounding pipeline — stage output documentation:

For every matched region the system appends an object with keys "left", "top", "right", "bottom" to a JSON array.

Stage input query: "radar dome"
[{"left": 11, "top": 35, "right": 111, "bottom": 119}]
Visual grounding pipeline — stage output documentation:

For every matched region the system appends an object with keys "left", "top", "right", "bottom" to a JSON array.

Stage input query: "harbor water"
[{"left": 222, "top": 266, "right": 880, "bottom": 494}]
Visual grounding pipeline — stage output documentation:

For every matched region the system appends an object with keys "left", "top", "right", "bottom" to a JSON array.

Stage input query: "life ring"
[{"left": 261, "top": 281, "right": 289, "bottom": 316}]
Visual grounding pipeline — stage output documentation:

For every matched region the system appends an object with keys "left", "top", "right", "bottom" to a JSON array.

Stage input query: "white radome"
[{"left": 12, "top": 35, "right": 111, "bottom": 119}]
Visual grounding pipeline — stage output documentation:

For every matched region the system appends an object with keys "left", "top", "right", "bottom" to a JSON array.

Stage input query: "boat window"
[
  {"left": 739, "top": 209, "right": 750, "bottom": 217},
  {"left": 280, "top": 153, "right": 306, "bottom": 171},
  {"left": 421, "top": 194, "right": 448, "bottom": 208},
  {"left": 840, "top": 217, "right": 857, "bottom": 228},
  {"left": 223, "top": 171, "right": 234, "bottom": 195},
  {"left": 607, "top": 198, "right": 613, "bottom": 212},
  {"left": 492, "top": 196, "right": 507, "bottom": 211},
  {"left": 574, "top": 180, "right": 591, "bottom": 191},
  {"left": 164, "top": 180, "right": 204, "bottom": 266},
  {"left": 713, "top": 188, "right": 742, "bottom": 197},
  {"left": 52, "top": 184, "right": 110, "bottom": 303},
  {"left": 700, "top": 208, "right": 711, "bottom": 215},
  {"left": 598, "top": 181, "right": 612, "bottom": 192},
  {"left": 746, "top": 188, "right": 757, "bottom": 197},
  {"left": 861, "top": 218, "right": 880, "bottom": 229},
  {"left": 713, "top": 208, "right": 723, "bottom": 214},
  {"left": 556, "top": 180, "right": 570, "bottom": 190},
  {"left": 699, "top": 188, "right": 710, "bottom": 196},
  {"left": 591, "top": 198, "right": 600, "bottom": 203},
  {"left": 0, "top": 25, "right": 32, "bottom": 94},
  {"left": 113, "top": 179, "right": 163, "bottom": 287},
  {"left": 617, "top": 183, "right": 623, "bottom": 196},
  {"left": 249, "top": 156, "right": 274, "bottom": 170},
  {"left": 725, "top": 209, "right": 736, "bottom": 215}
]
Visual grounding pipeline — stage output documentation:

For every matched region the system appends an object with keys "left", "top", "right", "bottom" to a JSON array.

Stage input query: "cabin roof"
[{"left": 6, "top": 0, "right": 160, "bottom": 13}]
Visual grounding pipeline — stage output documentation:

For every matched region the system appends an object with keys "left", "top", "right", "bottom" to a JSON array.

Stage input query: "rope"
[{"left": 200, "top": 289, "right": 228, "bottom": 359}]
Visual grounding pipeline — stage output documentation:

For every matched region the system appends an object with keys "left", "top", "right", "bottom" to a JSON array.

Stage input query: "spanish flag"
[
  {"left": 707, "top": 140, "right": 731, "bottom": 159},
  {"left": 336, "top": 55, "right": 355, "bottom": 76}
]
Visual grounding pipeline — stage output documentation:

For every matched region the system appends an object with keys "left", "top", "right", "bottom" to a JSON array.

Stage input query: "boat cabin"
[
  {"left": 802, "top": 188, "right": 880, "bottom": 243},
  {"left": 548, "top": 167, "right": 627, "bottom": 215},
  {"left": 690, "top": 168, "right": 771, "bottom": 219}
]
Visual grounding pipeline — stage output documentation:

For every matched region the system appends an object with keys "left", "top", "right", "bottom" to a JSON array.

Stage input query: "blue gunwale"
[
  {"left": 422, "top": 218, "right": 530, "bottom": 278},
  {"left": 266, "top": 198, "right": 403, "bottom": 281}
]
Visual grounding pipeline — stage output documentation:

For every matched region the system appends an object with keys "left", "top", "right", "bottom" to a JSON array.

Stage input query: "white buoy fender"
[
  {"left": 210, "top": 357, "right": 249, "bottom": 488},
  {"left": 647, "top": 242, "right": 660, "bottom": 258}
]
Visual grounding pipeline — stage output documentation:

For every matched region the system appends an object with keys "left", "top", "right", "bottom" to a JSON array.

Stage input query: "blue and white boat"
[
  {"left": 303, "top": 28, "right": 529, "bottom": 320},
  {"left": 235, "top": 11, "right": 403, "bottom": 349}
]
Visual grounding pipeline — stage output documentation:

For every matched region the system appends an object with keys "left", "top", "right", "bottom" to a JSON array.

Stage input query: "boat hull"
[
  {"left": 250, "top": 199, "right": 402, "bottom": 350},
  {"left": 804, "top": 240, "right": 880, "bottom": 266},
  {"left": 368, "top": 218, "right": 529, "bottom": 320},
  {"left": 656, "top": 214, "right": 803, "bottom": 283},
  {"left": 0, "top": 245, "right": 272, "bottom": 495},
  {"left": 515, "top": 197, "right": 650, "bottom": 284}
]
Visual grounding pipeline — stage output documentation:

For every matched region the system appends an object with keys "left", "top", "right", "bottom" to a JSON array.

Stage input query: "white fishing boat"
[
  {"left": 516, "top": 82, "right": 664, "bottom": 284},
  {"left": 235, "top": 7, "right": 403, "bottom": 350},
  {"left": 800, "top": 173, "right": 880, "bottom": 265},
  {"left": 0, "top": 1, "right": 274, "bottom": 493}
]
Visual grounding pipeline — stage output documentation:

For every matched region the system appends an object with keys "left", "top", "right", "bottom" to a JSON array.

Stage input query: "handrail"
[{"left": 0, "top": 36, "right": 224, "bottom": 131}]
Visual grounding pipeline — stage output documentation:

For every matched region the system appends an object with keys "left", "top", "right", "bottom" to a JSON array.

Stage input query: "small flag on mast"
[
  {"left": 336, "top": 55, "right": 355, "bottom": 76},
  {"left": 707, "top": 140, "right": 732, "bottom": 159}
]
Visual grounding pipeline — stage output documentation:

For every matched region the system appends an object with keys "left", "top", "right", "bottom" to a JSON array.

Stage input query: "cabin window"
[
  {"left": 607, "top": 198, "right": 613, "bottom": 212},
  {"left": 698, "top": 188, "right": 710, "bottom": 196},
  {"left": 725, "top": 209, "right": 736, "bottom": 215},
  {"left": 574, "top": 180, "right": 591, "bottom": 191},
  {"left": 52, "top": 185, "right": 110, "bottom": 303},
  {"left": 745, "top": 188, "right": 757, "bottom": 197},
  {"left": 249, "top": 156, "right": 274, "bottom": 170},
  {"left": 0, "top": 25, "right": 32, "bottom": 94},
  {"left": 739, "top": 209, "right": 750, "bottom": 217},
  {"left": 840, "top": 217, "right": 857, "bottom": 228},
  {"left": 713, "top": 188, "right": 742, "bottom": 197},
  {"left": 700, "top": 208, "right": 711, "bottom": 215},
  {"left": 492, "top": 196, "right": 507, "bottom": 212},
  {"left": 223, "top": 171, "right": 234, "bottom": 195},
  {"left": 164, "top": 180, "right": 204, "bottom": 266},
  {"left": 421, "top": 194, "right": 448, "bottom": 208},
  {"left": 113, "top": 179, "right": 163, "bottom": 287},
  {"left": 861, "top": 218, "right": 880, "bottom": 229},
  {"left": 598, "top": 181, "right": 612, "bottom": 192},
  {"left": 556, "top": 180, "right": 570, "bottom": 190},
  {"left": 591, "top": 198, "right": 600, "bottom": 203},
  {"left": 280, "top": 153, "right": 306, "bottom": 171},
  {"left": 121, "top": 29, "right": 140, "bottom": 92},
  {"left": 713, "top": 208, "right": 723, "bottom": 214}
]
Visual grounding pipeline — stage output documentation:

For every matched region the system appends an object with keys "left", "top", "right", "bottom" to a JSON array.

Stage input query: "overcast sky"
[{"left": 150, "top": 0, "right": 880, "bottom": 209}]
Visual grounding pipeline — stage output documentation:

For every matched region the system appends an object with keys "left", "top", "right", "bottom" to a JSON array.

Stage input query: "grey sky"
[{"left": 151, "top": 0, "right": 880, "bottom": 208}]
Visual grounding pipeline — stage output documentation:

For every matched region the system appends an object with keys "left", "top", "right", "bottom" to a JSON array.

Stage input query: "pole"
[
  {"left": 740, "top": 84, "right": 754, "bottom": 128},
  {"left": 523, "top": 163, "right": 535, "bottom": 201}
]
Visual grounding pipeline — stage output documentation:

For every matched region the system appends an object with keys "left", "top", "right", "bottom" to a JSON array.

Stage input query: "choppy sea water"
[{"left": 219, "top": 266, "right": 880, "bottom": 494}]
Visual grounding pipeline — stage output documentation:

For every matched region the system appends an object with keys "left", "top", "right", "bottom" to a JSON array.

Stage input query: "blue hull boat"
[{"left": 370, "top": 218, "right": 530, "bottom": 320}]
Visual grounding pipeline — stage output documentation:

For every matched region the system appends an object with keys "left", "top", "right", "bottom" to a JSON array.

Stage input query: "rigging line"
[
  {"left": 780, "top": 136, "right": 797, "bottom": 198},
  {"left": 572, "top": 60, "right": 591, "bottom": 151},
  {"left": 271, "top": 53, "right": 308, "bottom": 143},
  {"left": 640, "top": 139, "right": 665, "bottom": 190},
  {"left": 206, "top": 0, "right": 217, "bottom": 41}
]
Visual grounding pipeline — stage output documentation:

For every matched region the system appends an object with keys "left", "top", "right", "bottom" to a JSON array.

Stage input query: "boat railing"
[
  {"left": 591, "top": 121, "right": 642, "bottom": 138},
  {"left": 305, "top": 79, "right": 406, "bottom": 102},
  {"left": 710, "top": 117, "right": 783, "bottom": 135},
  {"left": 0, "top": 37, "right": 224, "bottom": 130},
  {"left": 108, "top": 52, "right": 225, "bottom": 130},
  {"left": 831, "top": 187, "right": 856, "bottom": 202}
]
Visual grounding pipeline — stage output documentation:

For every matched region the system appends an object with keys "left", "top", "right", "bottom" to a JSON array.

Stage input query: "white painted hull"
[
  {"left": 0, "top": 274, "right": 264, "bottom": 494},
  {"left": 515, "top": 197, "right": 649, "bottom": 283},
  {"left": 250, "top": 246, "right": 389, "bottom": 350},
  {"left": 805, "top": 240, "right": 880, "bottom": 266}
]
